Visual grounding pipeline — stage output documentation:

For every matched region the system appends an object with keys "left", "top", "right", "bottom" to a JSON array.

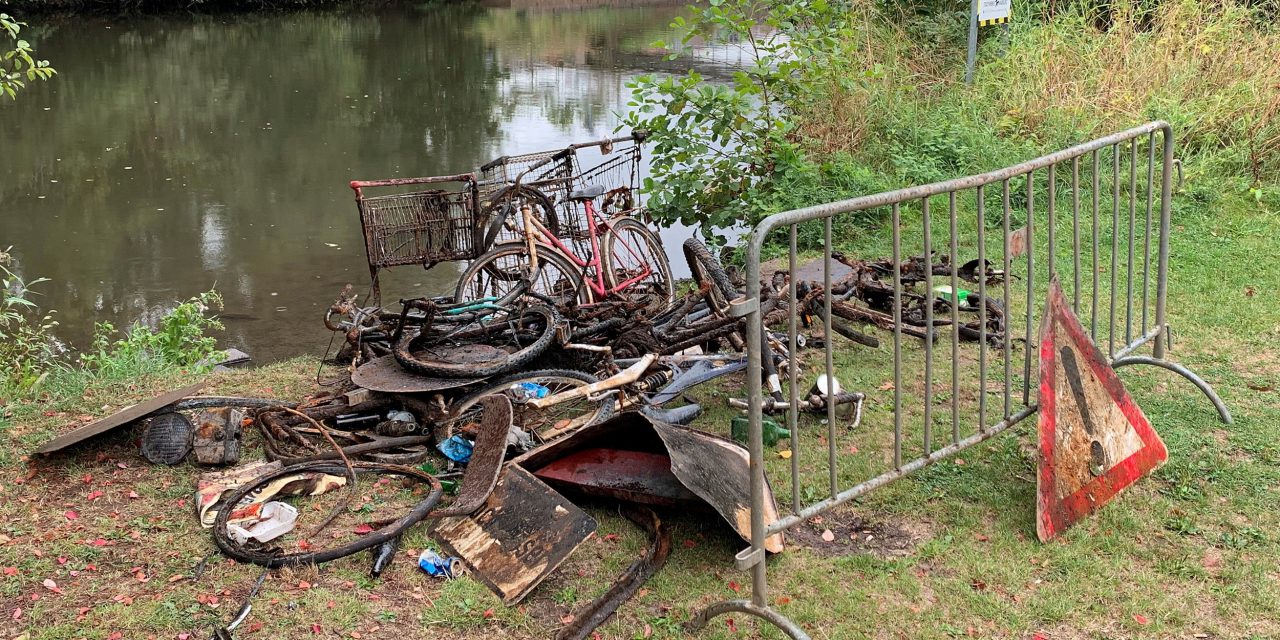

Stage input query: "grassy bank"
[{"left": 0, "top": 185, "right": 1277, "bottom": 639}]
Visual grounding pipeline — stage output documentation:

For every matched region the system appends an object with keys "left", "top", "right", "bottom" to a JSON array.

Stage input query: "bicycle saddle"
[{"left": 567, "top": 184, "right": 606, "bottom": 201}]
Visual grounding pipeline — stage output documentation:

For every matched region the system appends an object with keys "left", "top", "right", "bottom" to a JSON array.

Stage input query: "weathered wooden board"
[
  {"left": 34, "top": 382, "right": 204, "bottom": 455},
  {"left": 430, "top": 465, "right": 596, "bottom": 604}
]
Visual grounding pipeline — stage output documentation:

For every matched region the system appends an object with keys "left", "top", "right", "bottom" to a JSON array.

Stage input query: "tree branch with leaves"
[{"left": 2, "top": 13, "right": 56, "bottom": 100}]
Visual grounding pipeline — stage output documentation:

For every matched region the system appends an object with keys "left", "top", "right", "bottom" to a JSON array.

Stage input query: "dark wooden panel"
[{"left": 430, "top": 465, "right": 596, "bottom": 604}]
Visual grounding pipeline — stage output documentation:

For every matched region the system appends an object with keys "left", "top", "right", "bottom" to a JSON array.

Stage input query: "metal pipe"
[
  {"left": 923, "top": 197, "right": 934, "bottom": 454},
  {"left": 1154, "top": 129, "right": 1174, "bottom": 358},
  {"left": 892, "top": 203, "right": 904, "bottom": 469},
  {"left": 977, "top": 185, "right": 988, "bottom": 432}
]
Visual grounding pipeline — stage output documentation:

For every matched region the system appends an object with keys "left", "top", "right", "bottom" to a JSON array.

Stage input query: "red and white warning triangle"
[{"left": 1037, "top": 278, "right": 1167, "bottom": 542}]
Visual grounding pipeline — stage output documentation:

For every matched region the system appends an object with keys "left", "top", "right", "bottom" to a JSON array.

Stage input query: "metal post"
[
  {"left": 1153, "top": 127, "right": 1174, "bottom": 358},
  {"left": 966, "top": 0, "right": 980, "bottom": 83}
]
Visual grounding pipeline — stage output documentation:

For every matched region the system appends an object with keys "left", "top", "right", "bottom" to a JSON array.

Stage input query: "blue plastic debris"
[
  {"left": 437, "top": 435, "right": 474, "bottom": 464},
  {"left": 512, "top": 382, "right": 550, "bottom": 400}
]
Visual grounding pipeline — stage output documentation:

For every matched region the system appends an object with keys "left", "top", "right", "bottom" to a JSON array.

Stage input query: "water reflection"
[{"left": 0, "top": 2, "right": 700, "bottom": 361}]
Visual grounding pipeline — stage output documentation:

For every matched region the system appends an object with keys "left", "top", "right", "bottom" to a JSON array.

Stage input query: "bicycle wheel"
[
  {"left": 455, "top": 243, "right": 589, "bottom": 308},
  {"left": 602, "top": 217, "right": 674, "bottom": 315},
  {"left": 480, "top": 185, "right": 560, "bottom": 247},
  {"left": 442, "top": 369, "right": 615, "bottom": 444},
  {"left": 683, "top": 237, "right": 737, "bottom": 315},
  {"left": 393, "top": 303, "right": 559, "bottom": 378}
]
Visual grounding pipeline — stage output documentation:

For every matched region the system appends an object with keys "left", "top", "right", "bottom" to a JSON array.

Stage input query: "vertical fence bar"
[
  {"left": 744, "top": 233, "right": 767, "bottom": 608},
  {"left": 977, "top": 185, "right": 988, "bottom": 431},
  {"left": 1023, "top": 171, "right": 1035, "bottom": 407},
  {"left": 892, "top": 203, "right": 903, "bottom": 469},
  {"left": 1143, "top": 132, "right": 1155, "bottom": 335},
  {"left": 1072, "top": 158, "right": 1081, "bottom": 313},
  {"left": 824, "top": 217, "right": 837, "bottom": 499},
  {"left": 1092, "top": 148, "right": 1101, "bottom": 341},
  {"left": 949, "top": 192, "right": 961, "bottom": 445},
  {"left": 922, "top": 196, "right": 934, "bottom": 454},
  {"left": 788, "top": 224, "right": 800, "bottom": 516},
  {"left": 1154, "top": 128, "right": 1174, "bottom": 359},
  {"left": 1127, "top": 141, "right": 1137, "bottom": 343},
  {"left": 1110, "top": 143, "right": 1121, "bottom": 356},
  {"left": 1047, "top": 163, "right": 1057, "bottom": 279},
  {"left": 1002, "top": 180, "right": 1012, "bottom": 420}
]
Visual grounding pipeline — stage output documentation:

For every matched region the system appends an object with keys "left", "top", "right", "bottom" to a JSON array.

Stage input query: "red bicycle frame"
[{"left": 521, "top": 198, "right": 654, "bottom": 300}]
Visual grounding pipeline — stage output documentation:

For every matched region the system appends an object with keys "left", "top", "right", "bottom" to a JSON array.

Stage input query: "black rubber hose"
[{"left": 211, "top": 461, "right": 442, "bottom": 568}]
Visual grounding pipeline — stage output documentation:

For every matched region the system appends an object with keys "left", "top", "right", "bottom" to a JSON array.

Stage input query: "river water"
[{"left": 0, "top": 0, "right": 720, "bottom": 362}]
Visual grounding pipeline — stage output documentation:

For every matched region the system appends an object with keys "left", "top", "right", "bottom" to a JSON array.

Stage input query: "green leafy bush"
[
  {"left": 0, "top": 247, "right": 59, "bottom": 394},
  {"left": 79, "top": 290, "right": 226, "bottom": 378},
  {"left": 623, "top": 0, "right": 852, "bottom": 233}
]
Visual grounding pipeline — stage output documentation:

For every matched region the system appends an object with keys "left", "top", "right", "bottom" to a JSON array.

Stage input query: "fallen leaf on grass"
[
  {"left": 42, "top": 578, "right": 63, "bottom": 594},
  {"left": 778, "top": 450, "right": 792, "bottom": 459},
  {"left": 820, "top": 529, "right": 835, "bottom": 542},
  {"left": 11, "top": 607, "right": 21, "bottom": 620},
  {"left": 1133, "top": 614, "right": 1150, "bottom": 625},
  {"left": 728, "top": 580, "right": 741, "bottom": 593},
  {"left": 3, "top": 567, "right": 16, "bottom": 576},
  {"left": 353, "top": 523, "right": 375, "bottom": 535},
  {"left": 64, "top": 510, "right": 79, "bottom": 520},
  {"left": 483, "top": 608, "right": 495, "bottom": 619},
  {"left": 86, "top": 490, "right": 104, "bottom": 501},
  {"left": 642, "top": 623, "right": 653, "bottom": 638}
]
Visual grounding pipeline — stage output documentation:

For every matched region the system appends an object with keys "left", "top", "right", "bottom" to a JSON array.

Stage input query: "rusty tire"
[{"left": 393, "top": 303, "right": 559, "bottom": 379}]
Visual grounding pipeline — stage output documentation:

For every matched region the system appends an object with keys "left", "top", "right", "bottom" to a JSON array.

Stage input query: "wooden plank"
[
  {"left": 34, "top": 382, "right": 204, "bottom": 455},
  {"left": 429, "top": 465, "right": 596, "bottom": 604}
]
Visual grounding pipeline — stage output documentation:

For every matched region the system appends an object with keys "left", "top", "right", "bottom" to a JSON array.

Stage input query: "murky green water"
[{"left": 0, "top": 1, "right": 701, "bottom": 362}]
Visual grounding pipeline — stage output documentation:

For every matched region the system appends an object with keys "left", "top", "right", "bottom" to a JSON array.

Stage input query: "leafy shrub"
[
  {"left": 79, "top": 290, "right": 226, "bottom": 378},
  {"left": 624, "top": 0, "right": 854, "bottom": 233},
  {"left": 0, "top": 247, "right": 59, "bottom": 394}
]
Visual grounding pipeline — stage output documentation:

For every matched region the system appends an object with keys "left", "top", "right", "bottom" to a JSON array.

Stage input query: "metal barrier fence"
[{"left": 690, "top": 121, "right": 1231, "bottom": 638}]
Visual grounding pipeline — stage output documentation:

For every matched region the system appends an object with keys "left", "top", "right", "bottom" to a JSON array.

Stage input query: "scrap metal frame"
[{"left": 689, "top": 121, "right": 1230, "bottom": 638}]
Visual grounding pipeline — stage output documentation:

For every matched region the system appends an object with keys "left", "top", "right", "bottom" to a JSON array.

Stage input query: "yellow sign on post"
[{"left": 978, "top": 0, "right": 1011, "bottom": 25}]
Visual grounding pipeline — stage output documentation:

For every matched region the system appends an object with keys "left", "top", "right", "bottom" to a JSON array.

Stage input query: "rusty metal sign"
[{"left": 1036, "top": 279, "right": 1168, "bottom": 542}]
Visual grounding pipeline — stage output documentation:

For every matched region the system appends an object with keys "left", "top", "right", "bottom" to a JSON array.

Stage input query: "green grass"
[{"left": 0, "top": 185, "right": 1276, "bottom": 639}]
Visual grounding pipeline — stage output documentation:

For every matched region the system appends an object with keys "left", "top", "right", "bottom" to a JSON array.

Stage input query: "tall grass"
[{"left": 792, "top": 0, "right": 1280, "bottom": 191}]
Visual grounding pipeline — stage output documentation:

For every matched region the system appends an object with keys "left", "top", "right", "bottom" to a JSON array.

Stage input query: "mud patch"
[{"left": 789, "top": 509, "right": 931, "bottom": 558}]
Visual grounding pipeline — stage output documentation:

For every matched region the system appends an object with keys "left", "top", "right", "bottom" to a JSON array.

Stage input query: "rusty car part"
[
  {"left": 533, "top": 448, "right": 700, "bottom": 507},
  {"left": 429, "top": 395, "right": 512, "bottom": 518},
  {"left": 555, "top": 506, "right": 673, "bottom": 640},
  {"left": 513, "top": 412, "right": 785, "bottom": 553},
  {"left": 140, "top": 411, "right": 193, "bottom": 465},
  {"left": 192, "top": 407, "right": 245, "bottom": 466},
  {"left": 34, "top": 382, "right": 204, "bottom": 455}
]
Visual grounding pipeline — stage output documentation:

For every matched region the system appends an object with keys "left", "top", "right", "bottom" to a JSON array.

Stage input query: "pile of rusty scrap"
[{"left": 737, "top": 252, "right": 1011, "bottom": 350}]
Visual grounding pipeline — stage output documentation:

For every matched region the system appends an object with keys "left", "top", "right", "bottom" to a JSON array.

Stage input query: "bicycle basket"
[
  {"left": 352, "top": 174, "right": 481, "bottom": 269},
  {"left": 478, "top": 148, "right": 577, "bottom": 204}
]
